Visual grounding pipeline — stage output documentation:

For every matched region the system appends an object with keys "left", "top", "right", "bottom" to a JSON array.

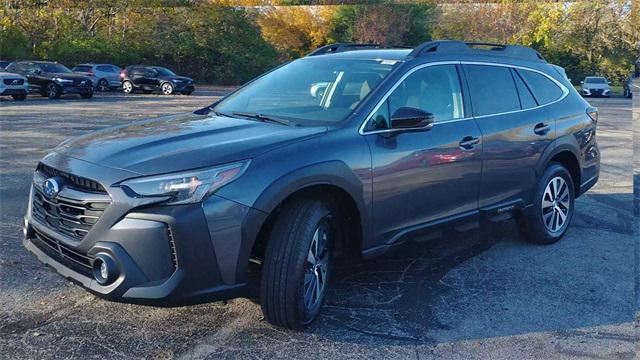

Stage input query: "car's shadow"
[{"left": 249, "top": 192, "right": 635, "bottom": 345}]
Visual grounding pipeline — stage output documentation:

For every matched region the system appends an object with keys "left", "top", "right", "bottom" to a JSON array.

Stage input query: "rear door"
[
  {"left": 365, "top": 63, "right": 482, "bottom": 246},
  {"left": 462, "top": 63, "right": 561, "bottom": 210}
]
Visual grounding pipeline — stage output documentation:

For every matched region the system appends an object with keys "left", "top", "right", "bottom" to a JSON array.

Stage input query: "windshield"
[
  {"left": 153, "top": 67, "right": 176, "bottom": 76},
  {"left": 213, "top": 58, "right": 398, "bottom": 124},
  {"left": 38, "top": 63, "right": 72, "bottom": 73},
  {"left": 585, "top": 77, "right": 606, "bottom": 84}
]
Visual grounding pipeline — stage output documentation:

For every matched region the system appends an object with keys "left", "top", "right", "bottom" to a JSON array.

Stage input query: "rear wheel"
[
  {"left": 517, "top": 163, "right": 575, "bottom": 244},
  {"left": 260, "top": 198, "right": 333, "bottom": 329},
  {"left": 46, "top": 83, "right": 61, "bottom": 99},
  {"left": 122, "top": 80, "right": 134, "bottom": 94},
  {"left": 12, "top": 94, "right": 27, "bottom": 101},
  {"left": 161, "top": 82, "right": 174, "bottom": 95}
]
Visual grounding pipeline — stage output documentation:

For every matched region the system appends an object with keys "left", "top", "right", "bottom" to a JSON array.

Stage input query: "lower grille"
[
  {"left": 3, "top": 78, "right": 24, "bottom": 85},
  {"left": 32, "top": 187, "right": 109, "bottom": 240},
  {"left": 31, "top": 228, "right": 94, "bottom": 277}
]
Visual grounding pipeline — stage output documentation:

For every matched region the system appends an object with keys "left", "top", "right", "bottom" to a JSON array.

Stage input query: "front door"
[{"left": 363, "top": 64, "right": 482, "bottom": 247}]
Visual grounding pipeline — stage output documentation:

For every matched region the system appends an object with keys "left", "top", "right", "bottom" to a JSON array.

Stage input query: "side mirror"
[
  {"left": 391, "top": 107, "right": 434, "bottom": 130},
  {"left": 607, "top": 81, "right": 611, "bottom": 85}
]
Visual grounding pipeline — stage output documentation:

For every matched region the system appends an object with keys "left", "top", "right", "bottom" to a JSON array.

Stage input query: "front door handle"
[
  {"left": 534, "top": 122, "right": 551, "bottom": 135},
  {"left": 459, "top": 136, "right": 480, "bottom": 150}
]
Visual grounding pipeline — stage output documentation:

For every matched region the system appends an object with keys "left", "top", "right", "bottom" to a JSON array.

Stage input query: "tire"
[
  {"left": 517, "top": 163, "right": 575, "bottom": 244},
  {"left": 80, "top": 91, "right": 93, "bottom": 99},
  {"left": 97, "top": 79, "right": 109, "bottom": 92},
  {"left": 12, "top": 94, "right": 27, "bottom": 101},
  {"left": 161, "top": 82, "right": 174, "bottom": 95},
  {"left": 46, "top": 83, "right": 61, "bottom": 99},
  {"left": 122, "top": 80, "right": 134, "bottom": 94},
  {"left": 260, "top": 198, "right": 334, "bottom": 329}
]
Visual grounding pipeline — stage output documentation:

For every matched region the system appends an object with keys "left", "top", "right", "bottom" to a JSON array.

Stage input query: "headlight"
[
  {"left": 53, "top": 77, "right": 73, "bottom": 83},
  {"left": 120, "top": 160, "right": 250, "bottom": 205}
]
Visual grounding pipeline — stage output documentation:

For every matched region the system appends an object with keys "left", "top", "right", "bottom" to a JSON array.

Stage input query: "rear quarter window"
[
  {"left": 463, "top": 64, "right": 520, "bottom": 116},
  {"left": 73, "top": 65, "right": 92, "bottom": 72},
  {"left": 517, "top": 69, "right": 564, "bottom": 105}
]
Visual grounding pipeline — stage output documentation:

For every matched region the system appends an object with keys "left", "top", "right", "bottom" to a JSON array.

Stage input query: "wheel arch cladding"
[
  {"left": 548, "top": 149, "right": 581, "bottom": 194},
  {"left": 241, "top": 162, "right": 367, "bottom": 277}
]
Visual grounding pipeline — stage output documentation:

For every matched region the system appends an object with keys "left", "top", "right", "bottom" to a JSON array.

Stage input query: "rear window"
[
  {"left": 97, "top": 65, "right": 117, "bottom": 72},
  {"left": 463, "top": 65, "right": 520, "bottom": 116},
  {"left": 512, "top": 69, "right": 538, "bottom": 109},
  {"left": 518, "top": 69, "right": 564, "bottom": 105}
]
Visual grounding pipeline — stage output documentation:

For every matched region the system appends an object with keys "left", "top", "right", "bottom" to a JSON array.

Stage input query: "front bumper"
[
  {"left": 0, "top": 87, "right": 28, "bottom": 95},
  {"left": 23, "top": 155, "right": 267, "bottom": 306},
  {"left": 582, "top": 88, "right": 610, "bottom": 97},
  {"left": 173, "top": 83, "right": 194, "bottom": 92}
]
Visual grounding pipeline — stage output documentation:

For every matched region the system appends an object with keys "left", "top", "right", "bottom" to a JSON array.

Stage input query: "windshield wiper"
[{"left": 232, "top": 111, "right": 291, "bottom": 126}]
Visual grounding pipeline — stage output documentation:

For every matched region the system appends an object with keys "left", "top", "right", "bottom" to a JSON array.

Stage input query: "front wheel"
[
  {"left": 260, "top": 198, "right": 333, "bottom": 329},
  {"left": 161, "top": 82, "right": 174, "bottom": 95},
  {"left": 97, "top": 79, "right": 109, "bottom": 92},
  {"left": 46, "top": 83, "right": 61, "bottom": 99},
  {"left": 122, "top": 80, "right": 134, "bottom": 94},
  {"left": 517, "top": 163, "right": 575, "bottom": 244}
]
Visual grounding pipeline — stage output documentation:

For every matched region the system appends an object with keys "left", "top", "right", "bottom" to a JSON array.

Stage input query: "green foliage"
[
  {"left": 0, "top": 2, "right": 636, "bottom": 86},
  {"left": 0, "top": 25, "right": 30, "bottom": 59}
]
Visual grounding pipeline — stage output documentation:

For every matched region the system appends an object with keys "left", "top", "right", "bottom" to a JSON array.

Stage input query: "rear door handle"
[
  {"left": 534, "top": 122, "right": 551, "bottom": 135},
  {"left": 459, "top": 136, "right": 480, "bottom": 150}
]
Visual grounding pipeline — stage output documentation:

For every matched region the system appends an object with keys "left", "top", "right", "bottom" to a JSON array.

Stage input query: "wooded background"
[{"left": 1, "top": 1, "right": 638, "bottom": 85}]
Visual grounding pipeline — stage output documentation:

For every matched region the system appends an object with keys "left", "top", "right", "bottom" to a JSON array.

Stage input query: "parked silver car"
[
  {"left": 580, "top": 76, "right": 611, "bottom": 97},
  {"left": 72, "top": 63, "right": 122, "bottom": 91}
]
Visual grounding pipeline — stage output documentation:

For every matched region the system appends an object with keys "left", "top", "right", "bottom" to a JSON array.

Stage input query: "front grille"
[
  {"left": 591, "top": 89, "right": 604, "bottom": 96},
  {"left": 37, "top": 163, "right": 106, "bottom": 194},
  {"left": 3, "top": 78, "right": 24, "bottom": 85},
  {"left": 31, "top": 228, "right": 94, "bottom": 277},
  {"left": 32, "top": 187, "right": 109, "bottom": 240}
]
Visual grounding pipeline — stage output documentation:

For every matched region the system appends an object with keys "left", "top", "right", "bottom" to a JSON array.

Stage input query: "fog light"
[{"left": 92, "top": 253, "right": 118, "bottom": 285}]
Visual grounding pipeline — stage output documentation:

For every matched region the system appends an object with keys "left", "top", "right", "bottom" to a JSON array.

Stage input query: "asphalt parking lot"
[{"left": 0, "top": 90, "right": 636, "bottom": 359}]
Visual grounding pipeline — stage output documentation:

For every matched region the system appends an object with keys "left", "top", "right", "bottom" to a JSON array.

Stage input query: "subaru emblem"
[
  {"left": 42, "top": 178, "right": 60, "bottom": 198},
  {"left": 12, "top": 79, "right": 18, "bottom": 85}
]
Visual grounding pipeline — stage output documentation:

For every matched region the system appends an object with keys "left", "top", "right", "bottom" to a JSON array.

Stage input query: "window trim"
[{"left": 359, "top": 61, "right": 569, "bottom": 135}]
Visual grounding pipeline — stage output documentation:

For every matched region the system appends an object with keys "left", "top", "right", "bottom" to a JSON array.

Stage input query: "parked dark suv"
[
  {"left": 121, "top": 65, "right": 194, "bottom": 95},
  {"left": 6, "top": 61, "right": 93, "bottom": 99},
  {"left": 23, "top": 41, "right": 599, "bottom": 330}
]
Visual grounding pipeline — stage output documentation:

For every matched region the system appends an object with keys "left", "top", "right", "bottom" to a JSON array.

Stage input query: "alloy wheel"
[
  {"left": 541, "top": 176, "right": 570, "bottom": 233},
  {"left": 47, "top": 83, "right": 58, "bottom": 99},
  {"left": 303, "top": 220, "right": 330, "bottom": 312},
  {"left": 161, "top": 82, "right": 174, "bottom": 95},
  {"left": 123, "top": 81, "right": 133, "bottom": 94},
  {"left": 97, "top": 79, "right": 109, "bottom": 92}
]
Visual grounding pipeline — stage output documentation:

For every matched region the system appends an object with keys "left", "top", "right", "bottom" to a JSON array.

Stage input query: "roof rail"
[
  {"left": 408, "top": 40, "right": 546, "bottom": 62},
  {"left": 307, "top": 43, "right": 381, "bottom": 56}
]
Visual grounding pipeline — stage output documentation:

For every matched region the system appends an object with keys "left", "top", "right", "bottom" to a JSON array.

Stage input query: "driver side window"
[{"left": 368, "top": 65, "right": 464, "bottom": 131}]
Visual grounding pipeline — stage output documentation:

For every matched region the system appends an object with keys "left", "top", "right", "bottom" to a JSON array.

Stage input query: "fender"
[
  {"left": 233, "top": 161, "right": 371, "bottom": 283},
  {"left": 535, "top": 133, "right": 582, "bottom": 181}
]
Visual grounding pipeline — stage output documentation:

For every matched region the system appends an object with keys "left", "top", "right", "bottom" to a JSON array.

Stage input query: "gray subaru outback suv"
[{"left": 23, "top": 41, "right": 599, "bottom": 329}]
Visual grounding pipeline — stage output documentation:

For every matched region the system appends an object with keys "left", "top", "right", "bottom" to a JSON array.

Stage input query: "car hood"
[
  {"left": 53, "top": 112, "right": 327, "bottom": 175},
  {"left": 0, "top": 71, "right": 26, "bottom": 80},
  {"left": 165, "top": 75, "right": 193, "bottom": 82}
]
